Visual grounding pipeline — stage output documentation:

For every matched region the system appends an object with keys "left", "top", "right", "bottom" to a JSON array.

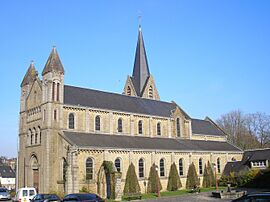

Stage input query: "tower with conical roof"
[{"left": 124, "top": 26, "right": 160, "bottom": 100}]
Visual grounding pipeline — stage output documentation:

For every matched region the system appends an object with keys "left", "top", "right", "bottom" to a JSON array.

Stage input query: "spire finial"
[
  {"left": 30, "top": 60, "right": 34, "bottom": 65},
  {"left": 138, "top": 12, "right": 142, "bottom": 31}
]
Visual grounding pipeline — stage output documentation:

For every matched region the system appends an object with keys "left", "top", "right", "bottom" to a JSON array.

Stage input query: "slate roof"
[
  {"left": 132, "top": 27, "right": 150, "bottom": 96},
  {"left": 191, "top": 119, "right": 225, "bottom": 136},
  {"left": 222, "top": 161, "right": 249, "bottom": 176},
  {"left": 242, "top": 148, "right": 270, "bottom": 164},
  {"left": 64, "top": 85, "right": 177, "bottom": 117},
  {"left": 21, "top": 62, "right": 38, "bottom": 87},
  {"left": 42, "top": 47, "right": 64, "bottom": 76},
  {"left": 63, "top": 131, "right": 241, "bottom": 152},
  {"left": 0, "top": 165, "right": 15, "bottom": 178}
]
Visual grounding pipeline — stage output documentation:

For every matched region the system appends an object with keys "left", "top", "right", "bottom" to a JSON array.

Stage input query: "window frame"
[
  {"left": 138, "top": 158, "right": 144, "bottom": 178},
  {"left": 95, "top": 115, "right": 101, "bottom": 131},
  {"left": 86, "top": 157, "right": 94, "bottom": 180},
  {"left": 179, "top": 158, "right": 184, "bottom": 176},
  {"left": 199, "top": 158, "right": 203, "bottom": 175},
  {"left": 157, "top": 122, "right": 161, "bottom": 136},
  {"left": 118, "top": 118, "right": 123, "bottom": 133},
  {"left": 176, "top": 118, "right": 181, "bottom": 137},
  {"left": 114, "top": 158, "right": 121, "bottom": 172},
  {"left": 68, "top": 113, "right": 75, "bottom": 129},
  {"left": 138, "top": 120, "right": 143, "bottom": 135},
  {"left": 160, "top": 158, "right": 165, "bottom": 177}
]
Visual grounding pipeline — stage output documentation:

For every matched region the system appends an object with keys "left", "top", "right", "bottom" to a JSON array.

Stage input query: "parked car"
[
  {"left": 31, "top": 194, "right": 61, "bottom": 202},
  {"left": 63, "top": 193, "right": 104, "bottom": 202},
  {"left": 0, "top": 188, "right": 11, "bottom": 200},
  {"left": 13, "top": 188, "right": 37, "bottom": 202},
  {"left": 232, "top": 192, "right": 270, "bottom": 202}
]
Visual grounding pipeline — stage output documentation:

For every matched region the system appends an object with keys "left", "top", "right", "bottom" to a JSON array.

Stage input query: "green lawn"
[{"left": 106, "top": 187, "right": 227, "bottom": 201}]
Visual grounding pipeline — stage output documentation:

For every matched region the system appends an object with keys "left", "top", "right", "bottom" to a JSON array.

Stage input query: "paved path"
[{"left": 143, "top": 192, "right": 231, "bottom": 202}]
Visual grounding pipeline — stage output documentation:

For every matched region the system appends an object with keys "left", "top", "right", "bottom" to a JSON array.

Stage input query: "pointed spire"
[
  {"left": 42, "top": 46, "right": 64, "bottom": 76},
  {"left": 21, "top": 61, "right": 38, "bottom": 87},
  {"left": 132, "top": 26, "right": 150, "bottom": 96}
]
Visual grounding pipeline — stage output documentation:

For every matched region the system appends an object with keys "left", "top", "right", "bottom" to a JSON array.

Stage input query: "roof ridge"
[{"left": 64, "top": 84, "right": 174, "bottom": 105}]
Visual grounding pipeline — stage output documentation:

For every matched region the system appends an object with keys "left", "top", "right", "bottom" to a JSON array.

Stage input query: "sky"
[{"left": 0, "top": 0, "right": 269, "bottom": 157}]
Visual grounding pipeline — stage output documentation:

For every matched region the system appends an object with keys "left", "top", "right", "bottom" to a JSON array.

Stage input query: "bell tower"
[{"left": 123, "top": 26, "right": 160, "bottom": 100}]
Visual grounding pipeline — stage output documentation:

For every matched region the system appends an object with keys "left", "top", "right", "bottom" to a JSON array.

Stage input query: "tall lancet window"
[
  {"left": 118, "top": 118, "right": 123, "bottom": 133},
  {"left": 52, "top": 82, "right": 55, "bottom": 101},
  {"left": 57, "top": 83, "right": 60, "bottom": 101},
  {"left": 157, "top": 122, "right": 161, "bottom": 136},
  {"left": 138, "top": 120, "right": 143, "bottom": 134},
  {"left": 69, "top": 113, "right": 74, "bottom": 129},
  {"left": 149, "top": 85, "right": 153, "bottom": 98},
  {"left": 176, "top": 118, "right": 181, "bottom": 137},
  {"left": 95, "top": 116, "right": 101, "bottom": 131}
]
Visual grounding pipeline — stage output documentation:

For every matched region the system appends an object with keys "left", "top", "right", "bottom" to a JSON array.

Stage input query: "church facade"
[{"left": 18, "top": 27, "right": 242, "bottom": 197}]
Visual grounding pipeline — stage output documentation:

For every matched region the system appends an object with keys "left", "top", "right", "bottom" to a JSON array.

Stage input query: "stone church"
[{"left": 18, "top": 26, "right": 242, "bottom": 197}]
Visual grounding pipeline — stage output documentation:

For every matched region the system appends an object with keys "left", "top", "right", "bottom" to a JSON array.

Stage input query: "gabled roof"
[
  {"left": 63, "top": 131, "right": 241, "bottom": 152},
  {"left": 42, "top": 47, "right": 64, "bottom": 76},
  {"left": 242, "top": 148, "right": 270, "bottom": 164},
  {"left": 191, "top": 118, "right": 225, "bottom": 136},
  {"left": 131, "top": 27, "right": 150, "bottom": 96},
  {"left": 0, "top": 165, "right": 15, "bottom": 178},
  {"left": 21, "top": 62, "right": 38, "bottom": 87},
  {"left": 64, "top": 85, "right": 176, "bottom": 117},
  {"left": 222, "top": 161, "right": 249, "bottom": 176}
]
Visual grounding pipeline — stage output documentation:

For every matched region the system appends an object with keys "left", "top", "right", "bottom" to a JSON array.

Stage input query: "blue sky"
[{"left": 0, "top": 0, "right": 269, "bottom": 157}]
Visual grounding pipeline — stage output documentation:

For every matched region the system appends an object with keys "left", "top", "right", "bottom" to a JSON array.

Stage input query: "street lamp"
[
  {"left": 155, "top": 165, "right": 160, "bottom": 197},
  {"left": 212, "top": 163, "right": 218, "bottom": 191}
]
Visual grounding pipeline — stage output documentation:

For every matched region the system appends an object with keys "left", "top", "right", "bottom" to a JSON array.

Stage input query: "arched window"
[
  {"left": 31, "top": 128, "right": 35, "bottom": 145},
  {"left": 149, "top": 85, "right": 153, "bottom": 98},
  {"left": 68, "top": 113, "right": 74, "bottom": 129},
  {"left": 217, "top": 158, "right": 221, "bottom": 173},
  {"left": 231, "top": 157, "right": 236, "bottom": 161},
  {"left": 139, "top": 158, "right": 144, "bottom": 178},
  {"left": 157, "top": 122, "right": 161, "bottom": 136},
  {"left": 118, "top": 118, "right": 123, "bottom": 133},
  {"left": 57, "top": 83, "right": 60, "bottom": 101},
  {"left": 95, "top": 116, "right": 101, "bottom": 131},
  {"left": 160, "top": 158, "right": 165, "bottom": 177},
  {"left": 199, "top": 158, "right": 203, "bottom": 175},
  {"left": 86, "top": 158, "right": 93, "bottom": 180},
  {"left": 127, "top": 86, "right": 131, "bottom": 96},
  {"left": 138, "top": 120, "right": 143, "bottom": 134},
  {"left": 28, "top": 129, "right": 32, "bottom": 146},
  {"left": 114, "top": 158, "right": 121, "bottom": 172},
  {"left": 34, "top": 127, "right": 38, "bottom": 144},
  {"left": 179, "top": 158, "right": 184, "bottom": 176},
  {"left": 176, "top": 118, "right": 181, "bottom": 137},
  {"left": 52, "top": 82, "right": 55, "bottom": 101},
  {"left": 38, "top": 126, "right": 41, "bottom": 144}
]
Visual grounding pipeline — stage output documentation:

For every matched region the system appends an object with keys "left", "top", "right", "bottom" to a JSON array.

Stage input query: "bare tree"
[
  {"left": 246, "top": 112, "right": 270, "bottom": 148},
  {"left": 216, "top": 110, "right": 261, "bottom": 150}
]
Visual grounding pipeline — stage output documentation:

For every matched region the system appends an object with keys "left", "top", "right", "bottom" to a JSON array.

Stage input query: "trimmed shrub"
[
  {"left": 203, "top": 161, "right": 216, "bottom": 187},
  {"left": 207, "top": 161, "right": 215, "bottom": 187},
  {"left": 202, "top": 164, "right": 210, "bottom": 188},
  {"left": 167, "top": 163, "right": 182, "bottom": 191},
  {"left": 147, "top": 164, "right": 162, "bottom": 193},
  {"left": 186, "top": 162, "right": 200, "bottom": 189},
  {"left": 124, "top": 163, "right": 141, "bottom": 194}
]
